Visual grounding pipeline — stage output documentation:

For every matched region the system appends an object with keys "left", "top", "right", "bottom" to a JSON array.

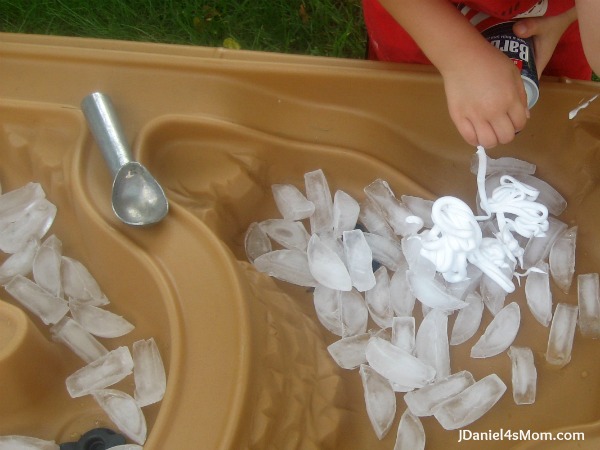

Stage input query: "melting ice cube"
[
  {"left": 578, "top": 273, "right": 600, "bottom": 338},
  {"left": 327, "top": 333, "right": 370, "bottom": 370},
  {"left": 50, "top": 316, "right": 109, "bottom": 364},
  {"left": 313, "top": 285, "right": 368, "bottom": 337},
  {"left": 92, "top": 389, "right": 147, "bottom": 445},
  {"left": 332, "top": 190, "right": 360, "bottom": 238},
  {"left": 307, "top": 233, "right": 352, "bottom": 291},
  {"left": 358, "top": 199, "right": 397, "bottom": 241},
  {"left": 0, "top": 198, "right": 56, "bottom": 254},
  {"left": 433, "top": 373, "right": 506, "bottom": 430},
  {"left": 343, "top": 229, "right": 376, "bottom": 292},
  {"left": 523, "top": 217, "right": 568, "bottom": 270},
  {"left": 549, "top": 226, "right": 577, "bottom": 294},
  {"left": 259, "top": 219, "right": 310, "bottom": 251},
  {"left": 271, "top": 183, "right": 315, "bottom": 220},
  {"left": 4, "top": 275, "right": 69, "bottom": 325},
  {"left": 65, "top": 346, "right": 134, "bottom": 398},
  {"left": 244, "top": 222, "right": 272, "bottom": 263},
  {"left": 0, "top": 238, "right": 39, "bottom": 284},
  {"left": 471, "top": 302, "right": 520, "bottom": 358},
  {"left": 450, "top": 292, "right": 484, "bottom": 346},
  {"left": 253, "top": 249, "right": 318, "bottom": 287},
  {"left": 363, "top": 232, "right": 405, "bottom": 272},
  {"left": 359, "top": 364, "right": 396, "bottom": 440},
  {"left": 415, "top": 309, "right": 450, "bottom": 379},
  {"left": 389, "top": 262, "right": 416, "bottom": 317},
  {"left": 304, "top": 169, "right": 334, "bottom": 234},
  {"left": 546, "top": 303, "right": 578, "bottom": 367},
  {"left": 391, "top": 316, "right": 416, "bottom": 354},
  {"left": 70, "top": 302, "right": 135, "bottom": 339},
  {"left": 133, "top": 338, "right": 167, "bottom": 407},
  {"left": 33, "top": 234, "right": 63, "bottom": 297},
  {"left": 365, "top": 266, "right": 394, "bottom": 328},
  {"left": 524, "top": 261, "right": 553, "bottom": 327},
  {"left": 61, "top": 256, "right": 108, "bottom": 306},
  {"left": 404, "top": 370, "right": 475, "bottom": 417},
  {"left": 401, "top": 195, "right": 434, "bottom": 229},
  {"left": 366, "top": 337, "right": 436, "bottom": 389},
  {"left": 406, "top": 270, "right": 467, "bottom": 311},
  {"left": 508, "top": 346, "right": 537, "bottom": 405},
  {"left": 364, "top": 179, "right": 423, "bottom": 236},
  {"left": 0, "top": 435, "right": 59, "bottom": 450},
  {"left": 394, "top": 408, "right": 425, "bottom": 450}
]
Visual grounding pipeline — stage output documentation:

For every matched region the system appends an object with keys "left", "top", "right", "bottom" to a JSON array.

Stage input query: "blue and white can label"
[{"left": 481, "top": 21, "right": 539, "bottom": 109}]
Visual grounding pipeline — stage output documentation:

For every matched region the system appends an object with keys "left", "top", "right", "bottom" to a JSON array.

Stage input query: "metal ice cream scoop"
[{"left": 81, "top": 92, "right": 168, "bottom": 226}]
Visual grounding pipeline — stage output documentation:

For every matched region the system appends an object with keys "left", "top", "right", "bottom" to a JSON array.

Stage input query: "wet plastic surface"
[{"left": 1, "top": 32, "right": 600, "bottom": 449}]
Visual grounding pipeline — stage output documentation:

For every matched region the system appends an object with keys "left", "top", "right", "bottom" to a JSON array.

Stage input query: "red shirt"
[{"left": 363, "top": 0, "right": 592, "bottom": 80}]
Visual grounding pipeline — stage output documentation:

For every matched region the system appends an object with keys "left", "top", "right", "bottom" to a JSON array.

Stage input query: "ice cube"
[
  {"left": 4, "top": 275, "right": 69, "bottom": 325},
  {"left": 0, "top": 182, "right": 46, "bottom": 224},
  {"left": 446, "top": 264, "right": 482, "bottom": 300},
  {"left": 304, "top": 169, "right": 334, "bottom": 234},
  {"left": 343, "top": 229, "right": 376, "bottom": 292},
  {"left": 394, "top": 408, "right": 425, "bottom": 450},
  {"left": 133, "top": 338, "right": 167, "bottom": 407},
  {"left": 401, "top": 236, "right": 436, "bottom": 278},
  {"left": 33, "top": 234, "right": 63, "bottom": 297},
  {"left": 61, "top": 256, "right": 108, "bottom": 306},
  {"left": 271, "top": 183, "right": 315, "bottom": 220},
  {"left": 578, "top": 273, "right": 600, "bottom": 338},
  {"left": 401, "top": 195, "right": 434, "bottom": 229},
  {"left": 92, "top": 389, "right": 147, "bottom": 445},
  {"left": 0, "top": 435, "right": 59, "bottom": 450},
  {"left": 313, "top": 285, "right": 368, "bottom": 337},
  {"left": 406, "top": 270, "right": 468, "bottom": 311},
  {"left": 366, "top": 337, "right": 436, "bottom": 389},
  {"left": 0, "top": 238, "right": 39, "bottom": 284},
  {"left": 391, "top": 316, "right": 416, "bottom": 354},
  {"left": 70, "top": 302, "right": 135, "bottom": 338},
  {"left": 332, "top": 190, "right": 360, "bottom": 238},
  {"left": 469, "top": 153, "right": 536, "bottom": 177},
  {"left": 253, "top": 249, "right": 318, "bottom": 287},
  {"left": 403, "top": 370, "right": 475, "bottom": 417},
  {"left": 259, "top": 219, "right": 310, "bottom": 251},
  {"left": 363, "top": 232, "right": 405, "bottom": 272},
  {"left": 358, "top": 199, "right": 397, "bottom": 241},
  {"left": 0, "top": 198, "right": 56, "bottom": 254},
  {"left": 359, "top": 364, "right": 396, "bottom": 440},
  {"left": 65, "top": 346, "right": 134, "bottom": 398},
  {"left": 307, "top": 233, "right": 352, "bottom": 291},
  {"left": 523, "top": 217, "right": 568, "bottom": 269},
  {"left": 389, "top": 262, "right": 416, "bottom": 317},
  {"left": 433, "top": 373, "right": 507, "bottom": 430},
  {"left": 327, "top": 333, "right": 370, "bottom": 369},
  {"left": 480, "top": 273, "right": 508, "bottom": 316},
  {"left": 415, "top": 309, "right": 450, "bottom": 379},
  {"left": 450, "top": 292, "right": 484, "bottom": 345},
  {"left": 525, "top": 261, "right": 553, "bottom": 327},
  {"left": 549, "top": 226, "right": 577, "bottom": 294},
  {"left": 508, "top": 346, "right": 537, "bottom": 405},
  {"left": 365, "top": 267, "right": 394, "bottom": 328},
  {"left": 50, "top": 316, "right": 109, "bottom": 363},
  {"left": 471, "top": 302, "right": 520, "bottom": 358},
  {"left": 364, "top": 179, "right": 423, "bottom": 236},
  {"left": 244, "top": 222, "right": 272, "bottom": 263},
  {"left": 546, "top": 303, "right": 578, "bottom": 367},
  {"left": 516, "top": 174, "right": 567, "bottom": 216}
]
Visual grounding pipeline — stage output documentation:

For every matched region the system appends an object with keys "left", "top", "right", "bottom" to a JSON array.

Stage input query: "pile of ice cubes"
[
  {"left": 245, "top": 149, "right": 600, "bottom": 446},
  {"left": 0, "top": 181, "right": 166, "bottom": 448}
]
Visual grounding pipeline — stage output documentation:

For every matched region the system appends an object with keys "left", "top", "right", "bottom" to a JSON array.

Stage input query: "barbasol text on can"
[{"left": 481, "top": 21, "right": 539, "bottom": 109}]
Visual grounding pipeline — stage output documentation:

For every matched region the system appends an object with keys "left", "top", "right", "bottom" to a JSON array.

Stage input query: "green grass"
[{"left": 0, "top": 0, "right": 367, "bottom": 59}]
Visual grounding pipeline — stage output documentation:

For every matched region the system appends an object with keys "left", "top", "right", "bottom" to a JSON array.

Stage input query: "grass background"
[{"left": 0, "top": 0, "right": 367, "bottom": 59}]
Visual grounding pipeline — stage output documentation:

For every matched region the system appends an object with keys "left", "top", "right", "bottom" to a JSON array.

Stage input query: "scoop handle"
[{"left": 81, "top": 92, "right": 133, "bottom": 179}]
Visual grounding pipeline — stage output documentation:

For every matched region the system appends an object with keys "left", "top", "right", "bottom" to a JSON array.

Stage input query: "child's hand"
[
  {"left": 441, "top": 47, "right": 529, "bottom": 148},
  {"left": 513, "top": 9, "right": 577, "bottom": 77}
]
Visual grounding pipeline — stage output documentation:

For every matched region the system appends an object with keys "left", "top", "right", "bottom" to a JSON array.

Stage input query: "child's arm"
[
  {"left": 575, "top": 0, "right": 600, "bottom": 74},
  {"left": 377, "top": 0, "right": 529, "bottom": 148}
]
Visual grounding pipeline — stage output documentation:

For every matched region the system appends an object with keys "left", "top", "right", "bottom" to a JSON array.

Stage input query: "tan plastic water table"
[{"left": 1, "top": 32, "right": 600, "bottom": 449}]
